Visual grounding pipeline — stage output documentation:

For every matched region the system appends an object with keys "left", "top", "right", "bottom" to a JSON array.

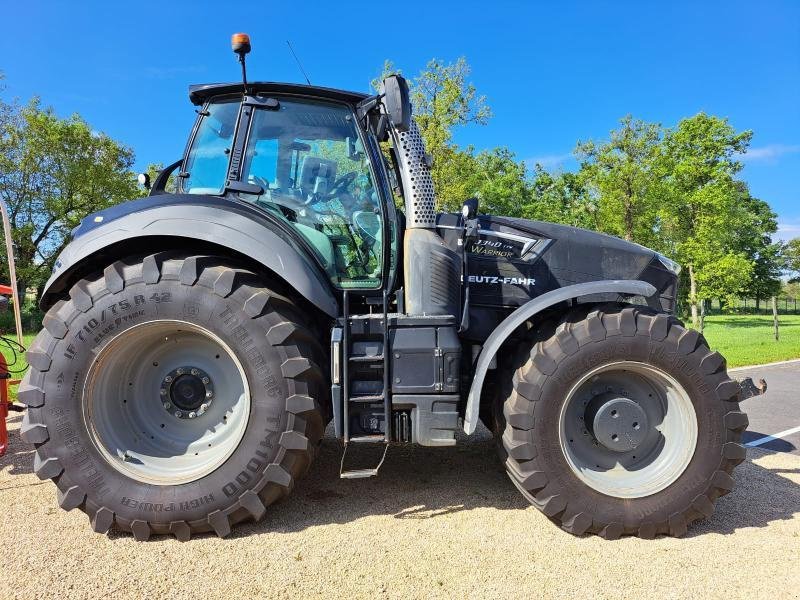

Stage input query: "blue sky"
[{"left": 2, "top": 1, "right": 798, "bottom": 237}]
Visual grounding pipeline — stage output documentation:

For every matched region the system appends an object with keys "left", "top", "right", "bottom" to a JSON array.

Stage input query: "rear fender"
[
  {"left": 463, "top": 279, "right": 657, "bottom": 434},
  {"left": 41, "top": 202, "right": 338, "bottom": 317}
]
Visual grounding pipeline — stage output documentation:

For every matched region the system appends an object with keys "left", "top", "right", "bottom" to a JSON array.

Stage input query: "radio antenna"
[{"left": 286, "top": 41, "right": 312, "bottom": 85}]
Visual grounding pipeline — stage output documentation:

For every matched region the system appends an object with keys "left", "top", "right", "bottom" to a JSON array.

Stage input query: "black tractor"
[{"left": 20, "top": 35, "right": 749, "bottom": 541}]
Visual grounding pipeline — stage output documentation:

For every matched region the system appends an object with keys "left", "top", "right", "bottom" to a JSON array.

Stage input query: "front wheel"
[
  {"left": 498, "top": 304, "right": 748, "bottom": 539},
  {"left": 20, "top": 254, "right": 327, "bottom": 540}
]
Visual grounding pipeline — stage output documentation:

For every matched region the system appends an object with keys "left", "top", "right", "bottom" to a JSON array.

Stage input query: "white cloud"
[
  {"left": 524, "top": 152, "right": 574, "bottom": 169},
  {"left": 775, "top": 219, "right": 800, "bottom": 242},
  {"left": 740, "top": 144, "right": 800, "bottom": 163}
]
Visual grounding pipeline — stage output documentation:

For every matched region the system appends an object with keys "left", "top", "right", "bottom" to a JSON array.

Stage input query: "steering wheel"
[
  {"left": 327, "top": 171, "right": 357, "bottom": 196},
  {"left": 352, "top": 210, "right": 381, "bottom": 246}
]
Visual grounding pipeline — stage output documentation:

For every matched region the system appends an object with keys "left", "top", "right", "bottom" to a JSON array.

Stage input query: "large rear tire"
[
  {"left": 20, "top": 253, "right": 327, "bottom": 540},
  {"left": 497, "top": 304, "right": 748, "bottom": 539}
]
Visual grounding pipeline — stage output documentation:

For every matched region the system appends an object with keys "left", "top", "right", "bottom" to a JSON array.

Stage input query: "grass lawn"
[
  {"left": 1, "top": 332, "right": 36, "bottom": 399},
  {"left": 699, "top": 313, "right": 800, "bottom": 368}
]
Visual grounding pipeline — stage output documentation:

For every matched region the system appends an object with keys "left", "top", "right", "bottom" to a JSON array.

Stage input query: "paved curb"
[{"left": 728, "top": 357, "right": 800, "bottom": 373}]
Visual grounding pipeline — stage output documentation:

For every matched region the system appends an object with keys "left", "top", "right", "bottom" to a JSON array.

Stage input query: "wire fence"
[{"left": 706, "top": 298, "right": 799, "bottom": 315}]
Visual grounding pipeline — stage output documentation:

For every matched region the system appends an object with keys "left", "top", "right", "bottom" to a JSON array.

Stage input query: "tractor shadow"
[
  {"left": 2, "top": 415, "right": 798, "bottom": 539},
  {"left": 231, "top": 424, "right": 529, "bottom": 539},
  {"left": 236, "top": 424, "right": 800, "bottom": 539},
  {"left": 0, "top": 414, "right": 38, "bottom": 483},
  {"left": 687, "top": 444, "right": 800, "bottom": 537},
  {"left": 741, "top": 430, "right": 797, "bottom": 453}
]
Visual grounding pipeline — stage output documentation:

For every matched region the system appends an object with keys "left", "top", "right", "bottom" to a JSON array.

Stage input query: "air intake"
[{"left": 391, "top": 120, "right": 436, "bottom": 229}]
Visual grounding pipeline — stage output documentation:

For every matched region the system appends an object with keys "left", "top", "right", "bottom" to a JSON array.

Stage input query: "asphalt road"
[
  {"left": 735, "top": 360, "right": 800, "bottom": 455},
  {"left": 0, "top": 362, "right": 798, "bottom": 599}
]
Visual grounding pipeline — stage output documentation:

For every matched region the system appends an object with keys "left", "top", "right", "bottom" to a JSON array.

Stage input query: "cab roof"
[{"left": 188, "top": 82, "right": 369, "bottom": 106}]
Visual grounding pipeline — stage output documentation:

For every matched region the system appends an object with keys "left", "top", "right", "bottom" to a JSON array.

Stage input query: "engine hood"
[{"left": 436, "top": 213, "right": 679, "bottom": 338}]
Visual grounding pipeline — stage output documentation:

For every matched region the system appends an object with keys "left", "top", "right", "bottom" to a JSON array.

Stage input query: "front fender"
[
  {"left": 42, "top": 198, "right": 338, "bottom": 317},
  {"left": 463, "top": 279, "right": 657, "bottom": 434}
]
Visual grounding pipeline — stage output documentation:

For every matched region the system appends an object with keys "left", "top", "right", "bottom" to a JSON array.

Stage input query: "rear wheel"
[
  {"left": 498, "top": 304, "right": 748, "bottom": 539},
  {"left": 20, "top": 253, "right": 327, "bottom": 540}
]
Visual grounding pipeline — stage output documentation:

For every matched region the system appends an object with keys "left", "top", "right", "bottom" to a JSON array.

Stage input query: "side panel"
[{"left": 42, "top": 202, "right": 338, "bottom": 317}]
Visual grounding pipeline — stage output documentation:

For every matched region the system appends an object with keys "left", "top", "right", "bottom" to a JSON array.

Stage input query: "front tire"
[
  {"left": 498, "top": 304, "right": 748, "bottom": 539},
  {"left": 20, "top": 254, "right": 327, "bottom": 540}
]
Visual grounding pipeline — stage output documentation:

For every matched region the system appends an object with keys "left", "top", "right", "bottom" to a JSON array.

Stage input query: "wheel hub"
[
  {"left": 161, "top": 366, "right": 214, "bottom": 419},
  {"left": 586, "top": 392, "right": 649, "bottom": 452}
]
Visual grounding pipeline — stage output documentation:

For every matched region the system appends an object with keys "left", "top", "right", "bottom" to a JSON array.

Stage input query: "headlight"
[{"left": 656, "top": 253, "right": 681, "bottom": 275}]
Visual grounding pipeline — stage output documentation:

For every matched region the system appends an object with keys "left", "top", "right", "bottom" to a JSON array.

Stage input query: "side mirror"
[
  {"left": 462, "top": 197, "right": 479, "bottom": 219},
  {"left": 137, "top": 172, "right": 151, "bottom": 190},
  {"left": 381, "top": 75, "right": 411, "bottom": 132}
]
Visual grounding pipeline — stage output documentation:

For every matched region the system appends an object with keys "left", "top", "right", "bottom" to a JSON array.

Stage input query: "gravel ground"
[{"left": 1, "top": 416, "right": 798, "bottom": 600}]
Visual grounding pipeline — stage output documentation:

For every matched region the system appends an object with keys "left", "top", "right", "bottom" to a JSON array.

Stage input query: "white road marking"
[
  {"left": 729, "top": 358, "right": 800, "bottom": 372},
  {"left": 744, "top": 425, "right": 800, "bottom": 447}
]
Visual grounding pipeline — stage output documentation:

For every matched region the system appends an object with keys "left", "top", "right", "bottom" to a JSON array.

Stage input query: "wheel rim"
[
  {"left": 84, "top": 320, "right": 251, "bottom": 485},
  {"left": 558, "top": 361, "right": 697, "bottom": 499}
]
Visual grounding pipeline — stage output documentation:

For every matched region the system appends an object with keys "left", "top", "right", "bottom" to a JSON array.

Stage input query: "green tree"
[
  {"left": 140, "top": 162, "right": 177, "bottom": 195},
  {"left": 575, "top": 116, "right": 664, "bottom": 246},
  {"left": 0, "top": 96, "right": 138, "bottom": 298},
  {"left": 461, "top": 147, "right": 530, "bottom": 217},
  {"left": 784, "top": 238, "right": 800, "bottom": 281},
  {"left": 376, "top": 58, "right": 499, "bottom": 212},
  {"left": 733, "top": 184, "right": 783, "bottom": 307},
  {"left": 526, "top": 166, "right": 597, "bottom": 228},
  {"left": 658, "top": 113, "right": 754, "bottom": 327}
]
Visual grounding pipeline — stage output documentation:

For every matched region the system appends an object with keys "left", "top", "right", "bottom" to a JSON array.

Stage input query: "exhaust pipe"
[{"left": 389, "top": 120, "right": 459, "bottom": 316}]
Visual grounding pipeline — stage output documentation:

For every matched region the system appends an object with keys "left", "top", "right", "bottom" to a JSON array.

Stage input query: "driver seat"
[{"left": 299, "top": 157, "right": 338, "bottom": 199}]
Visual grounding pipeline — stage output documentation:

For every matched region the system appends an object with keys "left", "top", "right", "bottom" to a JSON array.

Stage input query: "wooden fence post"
[{"left": 772, "top": 296, "right": 779, "bottom": 341}]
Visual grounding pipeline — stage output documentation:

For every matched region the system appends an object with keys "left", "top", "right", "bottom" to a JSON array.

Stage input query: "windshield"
[
  {"left": 182, "top": 99, "right": 239, "bottom": 195},
  {"left": 181, "top": 96, "right": 386, "bottom": 289}
]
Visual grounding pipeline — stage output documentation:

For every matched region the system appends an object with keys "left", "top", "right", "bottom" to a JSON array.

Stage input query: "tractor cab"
[
  {"left": 180, "top": 88, "right": 398, "bottom": 292},
  {"left": 140, "top": 62, "right": 466, "bottom": 473}
]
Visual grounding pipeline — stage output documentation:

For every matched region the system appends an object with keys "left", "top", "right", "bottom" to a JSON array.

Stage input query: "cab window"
[
  {"left": 182, "top": 99, "right": 239, "bottom": 195},
  {"left": 240, "top": 98, "right": 385, "bottom": 289}
]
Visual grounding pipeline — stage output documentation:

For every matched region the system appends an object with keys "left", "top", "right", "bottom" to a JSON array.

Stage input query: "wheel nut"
[
  {"left": 163, "top": 402, "right": 171, "bottom": 409},
  {"left": 189, "top": 411, "right": 196, "bottom": 418},
  {"left": 175, "top": 410, "right": 182, "bottom": 417},
  {"left": 191, "top": 369, "right": 199, "bottom": 376},
  {"left": 202, "top": 377, "right": 209, "bottom": 384},
  {"left": 160, "top": 388, "right": 167, "bottom": 396},
  {"left": 177, "top": 368, "right": 184, "bottom": 375},
  {"left": 200, "top": 403, "right": 208, "bottom": 411},
  {"left": 165, "top": 376, "right": 173, "bottom": 383},
  {"left": 206, "top": 391, "right": 213, "bottom": 398}
]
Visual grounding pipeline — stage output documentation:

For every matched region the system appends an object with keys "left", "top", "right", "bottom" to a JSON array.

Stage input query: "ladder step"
[
  {"left": 340, "top": 468, "right": 380, "bottom": 479},
  {"left": 349, "top": 354, "right": 384, "bottom": 363},
  {"left": 349, "top": 394, "right": 385, "bottom": 403},
  {"left": 348, "top": 434, "right": 386, "bottom": 443},
  {"left": 339, "top": 439, "right": 389, "bottom": 478}
]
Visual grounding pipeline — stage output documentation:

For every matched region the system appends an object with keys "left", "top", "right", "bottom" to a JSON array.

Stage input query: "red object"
[
  {"left": 0, "top": 353, "right": 8, "bottom": 457},
  {"left": 0, "top": 284, "right": 12, "bottom": 296}
]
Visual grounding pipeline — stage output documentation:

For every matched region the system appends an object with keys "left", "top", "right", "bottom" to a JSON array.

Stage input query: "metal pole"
[{"left": 0, "top": 198, "right": 23, "bottom": 346}]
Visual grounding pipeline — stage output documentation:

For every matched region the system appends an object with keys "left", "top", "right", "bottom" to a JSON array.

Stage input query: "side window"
[
  {"left": 183, "top": 100, "right": 239, "bottom": 195},
  {"left": 239, "top": 99, "right": 386, "bottom": 289}
]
